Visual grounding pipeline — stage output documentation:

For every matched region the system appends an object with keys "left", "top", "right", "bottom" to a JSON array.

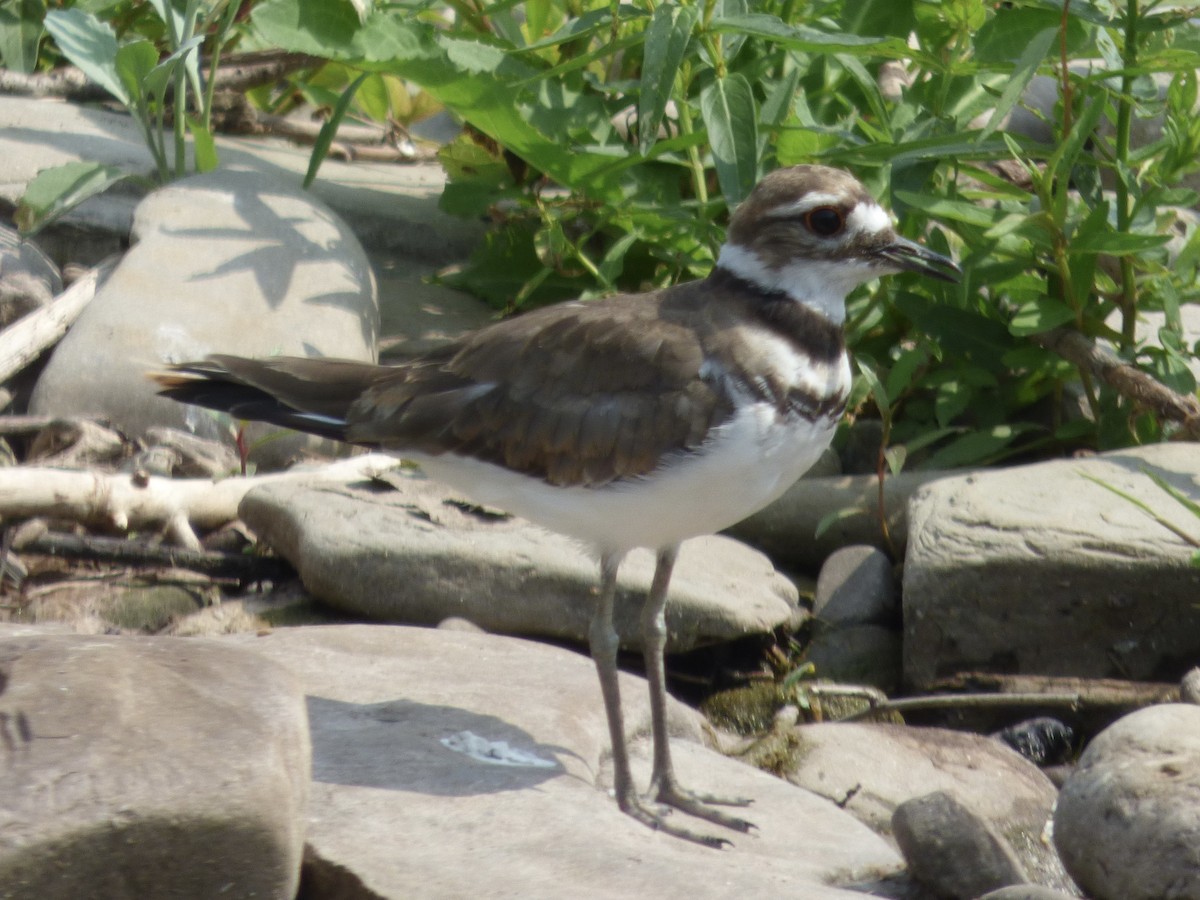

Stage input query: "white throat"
[{"left": 716, "top": 243, "right": 882, "bottom": 326}]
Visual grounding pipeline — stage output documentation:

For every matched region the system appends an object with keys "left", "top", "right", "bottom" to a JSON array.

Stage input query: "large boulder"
[
  {"left": 0, "top": 625, "right": 310, "bottom": 899},
  {"left": 29, "top": 167, "right": 379, "bottom": 467},
  {"left": 1054, "top": 703, "right": 1200, "bottom": 900},
  {"left": 227, "top": 624, "right": 902, "bottom": 898},
  {"left": 903, "top": 444, "right": 1200, "bottom": 687}
]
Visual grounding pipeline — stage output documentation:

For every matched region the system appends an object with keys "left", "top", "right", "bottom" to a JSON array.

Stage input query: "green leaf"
[
  {"left": 0, "top": 0, "right": 46, "bottom": 74},
  {"left": 701, "top": 72, "right": 758, "bottom": 206},
  {"left": 114, "top": 39, "right": 159, "bottom": 107},
  {"left": 974, "top": 7, "right": 1082, "bottom": 64},
  {"left": 893, "top": 190, "right": 1009, "bottom": 228},
  {"left": 252, "top": 0, "right": 360, "bottom": 55},
  {"left": 1070, "top": 228, "right": 1171, "bottom": 255},
  {"left": 922, "top": 424, "right": 1037, "bottom": 469},
  {"left": 43, "top": 8, "right": 126, "bottom": 104},
  {"left": 305, "top": 71, "right": 369, "bottom": 189},
  {"left": 885, "top": 344, "right": 930, "bottom": 401},
  {"left": 638, "top": 4, "right": 696, "bottom": 156},
  {"left": 1046, "top": 95, "right": 1105, "bottom": 188},
  {"left": 521, "top": 6, "right": 639, "bottom": 52},
  {"left": 883, "top": 445, "right": 907, "bottom": 476},
  {"left": 187, "top": 116, "right": 219, "bottom": 172},
  {"left": 1008, "top": 298, "right": 1078, "bottom": 336},
  {"left": 15, "top": 161, "right": 138, "bottom": 235},
  {"left": 894, "top": 294, "right": 1014, "bottom": 368},
  {"left": 1146, "top": 469, "right": 1200, "bottom": 521},
  {"left": 709, "top": 13, "right": 907, "bottom": 55},
  {"left": 978, "top": 26, "right": 1058, "bottom": 143},
  {"left": 856, "top": 356, "right": 889, "bottom": 416},
  {"left": 252, "top": 0, "right": 431, "bottom": 63},
  {"left": 814, "top": 505, "right": 863, "bottom": 541},
  {"left": 596, "top": 230, "right": 640, "bottom": 288},
  {"left": 898, "top": 425, "right": 962, "bottom": 456}
]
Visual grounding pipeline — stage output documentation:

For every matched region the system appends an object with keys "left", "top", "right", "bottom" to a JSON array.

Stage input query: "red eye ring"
[{"left": 804, "top": 206, "right": 845, "bottom": 237}]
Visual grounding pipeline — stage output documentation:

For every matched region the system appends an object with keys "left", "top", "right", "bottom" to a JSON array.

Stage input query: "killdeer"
[{"left": 155, "top": 165, "right": 960, "bottom": 847}]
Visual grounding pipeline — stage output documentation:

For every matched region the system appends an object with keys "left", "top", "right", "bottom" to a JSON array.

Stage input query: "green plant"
[
  {"left": 14, "top": 0, "right": 242, "bottom": 232},
  {"left": 14, "top": 0, "right": 1200, "bottom": 471},
  {"left": 247, "top": 0, "right": 1200, "bottom": 468}
]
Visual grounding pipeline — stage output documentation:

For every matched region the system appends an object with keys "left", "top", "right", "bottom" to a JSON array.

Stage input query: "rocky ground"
[{"left": 2, "top": 95, "right": 1200, "bottom": 900}]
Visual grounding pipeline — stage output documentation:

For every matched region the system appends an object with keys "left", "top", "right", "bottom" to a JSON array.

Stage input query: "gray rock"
[
  {"left": 978, "top": 888, "right": 1081, "bottom": 900},
  {"left": 0, "top": 627, "right": 309, "bottom": 899},
  {"left": 0, "top": 224, "right": 60, "bottom": 328},
  {"left": 726, "top": 468, "right": 952, "bottom": 572},
  {"left": 29, "top": 168, "right": 379, "bottom": 468},
  {"left": 224, "top": 624, "right": 902, "bottom": 898},
  {"left": 436, "top": 615, "right": 486, "bottom": 633},
  {"left": 1181, "top": 667, "right": 1200, "bottom": 704},
  {"left": 376, "top": 257, "right": 496, "bottom": 360},
  {"left": 0, "top": 96, "right": 482, "bottom": 267},
  {"left": 904, "top": 444, "right": 1200, "bottom": 688},
  {"left": 239, "top": 473, "right": 801, "bottom": 652},
  {"left": 804, "top": 623, "right": 902, "bottom": 692},
  {"left": 1008, "top": 67, "right": 1200, "bottom": 196},
  {"left": 892, "top": 790, "right": 1028, "bottom": 899},
  {"left": 1054, "top": 703, "right": 1200, "bottom": 900},
  {"left": 813, "top": 544, "right": 896, "bottom": 627},
  {"left": 780, "top": 722, "right": 1076, "bottom": 891},
  {"left": 0, "top": 98, "right": 151, "bottom": 265}
]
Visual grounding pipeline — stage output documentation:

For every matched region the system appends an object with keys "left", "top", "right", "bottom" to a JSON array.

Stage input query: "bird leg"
[
  {"left": 589, "top": 552, "right": 730, "bottom": 848},
  {"left": 642, "top": 544, "right": 755, "bottom": 833}
]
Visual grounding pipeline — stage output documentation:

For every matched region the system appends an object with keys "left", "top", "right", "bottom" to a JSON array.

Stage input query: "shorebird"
[{"left": 155, "top": 164, "right": 960, "bottom": 847}]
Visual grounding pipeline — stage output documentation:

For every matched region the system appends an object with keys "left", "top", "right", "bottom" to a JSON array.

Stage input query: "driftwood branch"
[
  {"left": 839, "top": 692, "right": 1083, "bottom": 722},
  {"left": 0, "top": 66, "right": 106, "bottom": 101},
  {"left": 0, "top": 51, "right": 321, "bottom": 101},
  {"left": 249, "top": 112, "right": 426, "bottom": 161},
  {"left": 12, "top": 530, "right": 293, "bottom": 582},
  {"left": 206, "top": 51, "right": 325, "bottom": 95},
  {"left": 0, "top": 258, "right": 115, "bottom": 383},
  {"left": 1034, "top": 326, "right": 1200, "bottom": 438},
  {"left": 0, "top": 453, "right": 399, "bottom": 549}
]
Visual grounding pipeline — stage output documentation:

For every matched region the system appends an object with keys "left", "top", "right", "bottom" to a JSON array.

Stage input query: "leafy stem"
[{"left": 1115, "top": 0, "right": 1139, "bottom": 351}]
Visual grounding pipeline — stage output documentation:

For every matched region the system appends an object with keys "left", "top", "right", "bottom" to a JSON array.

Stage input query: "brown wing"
[{"left": 346, "top": 293, "right": 734, "bottom": 487}]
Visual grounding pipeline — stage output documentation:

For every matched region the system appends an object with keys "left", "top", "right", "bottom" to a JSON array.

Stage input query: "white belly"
[{"left": 407, "top": 401, "right": 836, "bottom": 554}]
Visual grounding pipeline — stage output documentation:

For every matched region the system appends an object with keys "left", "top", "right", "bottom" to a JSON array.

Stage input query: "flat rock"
[
  {"left": 0, "top": 625, "right": 309, "bottom": 900},
  {"left": 239, "top": 473, "right": 801, "bottom": 652},
  {"left": 1054, "top": 703, "right": 1200, "bottom": 900},
  {"left": 225, "top": 624, "right": 902, "bottom": 898},
  {"left": 777, "top": 722, "right": 1075, "bottom": 892},
  {"left": 28, "top": 167, "right": 378, "bottom": 467},
  {"left": 903, "top": 444, "right": 1200, "bottom": 687}
]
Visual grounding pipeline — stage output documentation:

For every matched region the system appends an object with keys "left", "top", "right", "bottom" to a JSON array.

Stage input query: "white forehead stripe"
[{"left": 848, "top": 202, "right": 892, "bottom": 235}]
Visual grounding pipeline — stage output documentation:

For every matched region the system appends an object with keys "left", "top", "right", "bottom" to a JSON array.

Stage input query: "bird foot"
[
  {"left": 617, "top": 794, "right": 733, "bottom": 849},
  {"left": 651, "top": 781, "right": 756, "bottom": 834}
]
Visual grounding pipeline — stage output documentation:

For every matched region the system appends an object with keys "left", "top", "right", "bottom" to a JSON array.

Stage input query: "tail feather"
[{"left": 152, "top": 355, "right": 384, "bottom": 443}]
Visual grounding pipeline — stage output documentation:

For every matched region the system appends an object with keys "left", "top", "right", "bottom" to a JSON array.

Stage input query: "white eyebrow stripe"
[{"left": 764, "top": 193, "right": 846, "bottom": 217}]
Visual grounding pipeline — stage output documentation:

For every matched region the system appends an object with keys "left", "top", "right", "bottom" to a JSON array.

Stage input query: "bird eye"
[{"left": 804, "top": 206, "right": 844, "bottom": 237}]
